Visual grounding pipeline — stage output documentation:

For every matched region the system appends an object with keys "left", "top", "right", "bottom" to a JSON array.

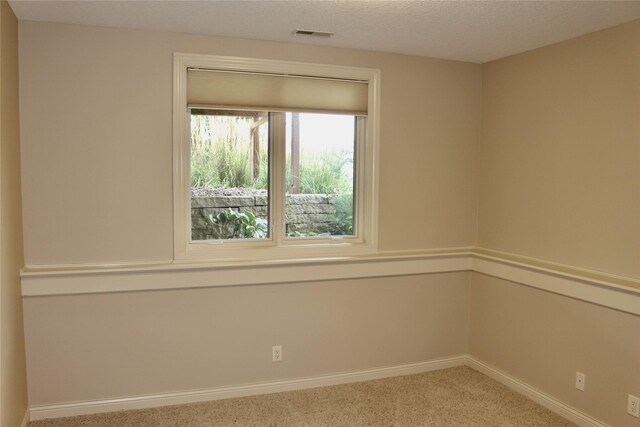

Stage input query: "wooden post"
[
  {"left": 291, "top": 113, "right": 300, "bottom": 194},
  {"left": 251, "top": 115, "right": 261, "bottom": 180}
]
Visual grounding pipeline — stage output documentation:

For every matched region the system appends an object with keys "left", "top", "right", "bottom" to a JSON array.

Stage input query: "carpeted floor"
[{"left": 30, "top": 366, "right": 574, "bottom": 426}]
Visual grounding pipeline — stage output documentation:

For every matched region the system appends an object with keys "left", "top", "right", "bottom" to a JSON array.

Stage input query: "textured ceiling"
[{"left": 8, "top": 1, "right": 640, "bottom": 63}]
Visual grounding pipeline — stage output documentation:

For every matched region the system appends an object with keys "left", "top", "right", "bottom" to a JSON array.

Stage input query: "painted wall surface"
[
  {"left": 16, "top": 20, "right": 480, "bottom": 409},
  {"left": 479, "top": 20, "right": 640, "bottom": 279},
  {"left": 470, "top": 273, "right": 640, "bottom": 427},
  {"left": 17, "top": 16, "right": 639, "bottom": 424},
  {"left": 0, "top": 1, "right": 28, "bottom": 425},
  {"left": 19, "top": 21, "right": 481, "bottom": 266},
  {"left": 473, "top": 20, "right": 640, "bottom": 427},
  {"left": 24, "top": 273, "right": 470, "bottom": 405}
]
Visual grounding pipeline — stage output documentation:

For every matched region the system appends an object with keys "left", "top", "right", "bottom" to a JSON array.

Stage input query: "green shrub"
[
  {"left": 331, "top": 194, "right": 354, "bottom": 235},
  {"left": 191, "top": 114, "right": 267, "bottom": 190},
  {"left": 286, "top": 150, "right": 352, "bottom": 195},
  {"left": 205, "top": 209, "right": 268, "bottom": 239},
  {"left": 191, "top": 114, "right": 352, "bottom": 195},
  {"left": 191, "top": 137, "right": 266, "bottom": 189}
]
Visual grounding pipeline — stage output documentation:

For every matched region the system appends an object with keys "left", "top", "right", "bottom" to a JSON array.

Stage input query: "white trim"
[
  {"left": 172, "top": 53, "right": 190, "bottom": 260},
  {"left": 28, "top": 355, "right": 610, "bottom": 425},
  {"left": 21, "top": 250, "right": 472, "bottom": 297},
  {"left": 20, "top": 248, "right": 640, "bottom": 315},
  {"left": 466, "top": 356, "right": 608, "bottom": 427},
  {"left": 473, "top": 248, "right": 640, "bottom": 294},
  {"left": 472, "top": 256, "right": 640, "bottom": 316},
  {"left": 172, "top": 53, "right": 381, "bottom": 261},
  {"left": 29, "top": 354, "right": 467, "bottom": 421},
  {"left": 20, "top": 409, "right": 30, "bottom": 427}
]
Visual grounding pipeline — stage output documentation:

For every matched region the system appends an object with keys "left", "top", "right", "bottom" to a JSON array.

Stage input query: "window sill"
[{"left": 21, "top": 247, "right": 472, "bottom": 277}]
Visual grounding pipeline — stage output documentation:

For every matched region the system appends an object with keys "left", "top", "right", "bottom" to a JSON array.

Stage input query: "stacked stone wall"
[{"left": 191, "top": 193, "right": 340, "bottom": 240}]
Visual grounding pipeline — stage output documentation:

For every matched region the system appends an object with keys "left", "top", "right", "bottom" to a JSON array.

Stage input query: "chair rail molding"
[{"left": 21, "top": 248, "right": 639, "bottom": 315}]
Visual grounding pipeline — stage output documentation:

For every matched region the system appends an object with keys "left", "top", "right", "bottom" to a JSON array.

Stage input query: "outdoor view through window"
[{"left": 190, "top": 110, "right": 356, "bottom": 241}]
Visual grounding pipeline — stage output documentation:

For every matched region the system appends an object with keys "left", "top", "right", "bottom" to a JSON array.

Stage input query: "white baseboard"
[
  {"left": 20, "top": 409, "right": 30, "bottom": 427},
  {"left": 466, "top": 355, "right": 608, "bottom": 427},
  {"left": 29, "top": 355, "right": 610, "bottom": 426},
  {"left": 29, "top": 354, "right": 467, "bottom": 421}
]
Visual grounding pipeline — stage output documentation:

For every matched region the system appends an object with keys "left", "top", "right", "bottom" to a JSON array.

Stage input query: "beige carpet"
[{"left": 30, "top": 366, "right": 574, "bottom": 426}]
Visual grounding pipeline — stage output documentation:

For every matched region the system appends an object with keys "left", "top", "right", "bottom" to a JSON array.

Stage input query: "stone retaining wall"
[{"left": 191, "top": 194, "right": 341, "bottom": 240}]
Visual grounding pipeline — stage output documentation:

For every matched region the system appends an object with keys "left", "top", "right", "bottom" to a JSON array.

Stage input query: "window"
[
  {"left": 173, "top": 54, "right": 380, "bottom": 261},
  {"left": 190, "top": 109, "right": 271, "bottom": 242}
]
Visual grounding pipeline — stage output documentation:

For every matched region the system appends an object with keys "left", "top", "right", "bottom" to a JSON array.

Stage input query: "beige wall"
[
  {"left": 470, "top": 273, "right": 640, "bottom": 427},
  {"left": 19, "top": 21, "right": 481, "bottom": 266},
  {"left": 0, "top": 1, "right": 28, "bottom": 425},
  {"left": 18, "top": 21, "right": 480, "bottom": 407},
  {"left": 17, "top": 16, "right": 640, "bottom": 425},
  {"left": 473, "top": 20, "right": 640, "bottom": 426},
  {"left": 479, "top": 20, "right": 640, "bottom": 279},
  {"left": 24, "top": 273, "right": 470, "bottom": 405}
]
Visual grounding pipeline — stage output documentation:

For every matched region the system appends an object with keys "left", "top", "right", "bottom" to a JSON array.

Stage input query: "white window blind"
[{"left": 187, "top": 69, "right": 368, "bottom": 116}]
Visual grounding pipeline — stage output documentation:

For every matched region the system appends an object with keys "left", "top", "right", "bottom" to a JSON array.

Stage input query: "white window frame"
[{"left": 173, "top": 53, "right": 380, "bottom": 262}]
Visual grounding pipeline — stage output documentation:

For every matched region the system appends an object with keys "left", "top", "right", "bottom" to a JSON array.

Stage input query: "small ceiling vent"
[{"left": 293, "top": 29, "right": 334, "bottom": 38}]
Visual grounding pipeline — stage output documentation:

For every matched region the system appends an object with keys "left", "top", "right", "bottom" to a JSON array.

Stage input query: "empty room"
[{"left": 1, "top": 1, "right": 639, "bottom": 426}]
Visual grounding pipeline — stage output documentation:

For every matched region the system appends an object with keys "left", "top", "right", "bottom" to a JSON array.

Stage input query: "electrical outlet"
[
  {"left": 628, "top": 395, "right": 640, "bottom": 418},
  {"left": 272, "top": 345, "right": 282, "bottom": 362},
  {"left": 575, "top": 372, "right": 585, "bottom": 391}
]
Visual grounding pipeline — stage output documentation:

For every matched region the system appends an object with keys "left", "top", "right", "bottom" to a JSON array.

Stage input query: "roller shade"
[{"left": 187, "top": 69, "right": 368, "bottom": 116}]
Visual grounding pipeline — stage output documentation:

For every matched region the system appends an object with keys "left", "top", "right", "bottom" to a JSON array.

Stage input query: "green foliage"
[
  {"left": 331, "top": 194, "right": 354, "bottom": 235},
  {"left": 285, "top": 150, "right": 353, "bottom": 195},
  {"left": 191, "top": 114, "right": 355, "bottom": 197},
  {"left": 212, "top": 138, "right": 251, "bottom": 188},
  {"left": 283, "top": 194, "right": 353, "bottom": 238},
  {"left": 190, "top": 142, "right": 217, "bottom": 188},
  {"left": 193, "top": 145, "right": 351, "bottom": 195},
  {"left": 191, "top": 114, "right": 268, "bottom": 190},
  {"left": 205, "top": 209, "right": 268, "bottom": 240},
  {"left": 286, "top": 230, "right": 321, "bottom": 238},
  {"left": 191, "top": 137, "right": 268, "bottom": 189}
]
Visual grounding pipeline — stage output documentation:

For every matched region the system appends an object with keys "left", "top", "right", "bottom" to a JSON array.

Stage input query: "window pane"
[
  {"left": 285, "top": 113, "right": 356, "bottom": 238},
  {"left": 190, "top": 110, "right": 269, "bottom": 241}
]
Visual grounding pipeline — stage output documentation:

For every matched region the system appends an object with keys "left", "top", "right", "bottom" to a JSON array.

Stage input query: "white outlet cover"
[
  {"left": 575, "top": 372, "right": 585, "bottom": 391},
  {"left": 629, "top": 395, "right": 640, "bottom": 418},
  {"left": 272, "top": 345, "right": 282, "bottom": 362}
]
